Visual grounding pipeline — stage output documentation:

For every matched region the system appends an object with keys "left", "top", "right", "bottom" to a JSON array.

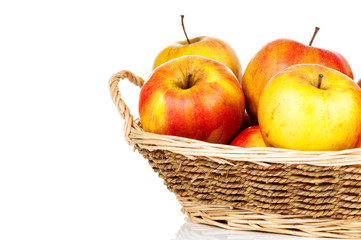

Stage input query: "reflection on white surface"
[{"left": 173, "top": 218, "right": 350, "bottom": 240}]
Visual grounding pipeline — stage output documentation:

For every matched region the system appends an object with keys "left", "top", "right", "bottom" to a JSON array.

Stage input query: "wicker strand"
[
  {"left": 179, "top": 197, "right": 361, "bottom": 239},
  {"left": 129, "top": 130, "right": 361, "bottom": 166},
  {"left": 108, "top": 70, "right": 144, "bottom": 145}
]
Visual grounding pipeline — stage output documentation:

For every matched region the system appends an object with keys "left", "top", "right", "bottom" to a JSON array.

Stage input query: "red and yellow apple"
[
  {"left": 139, "top": 55, "right": 245, "bottom": 144},
  {"left": 258, "top": 64, "right": 361, "bottom": 151},
  {"left": 230, "top": 125, "right": 266, "bottom": 148},
  {"left": 242, "top": 28, "right": 354, "bottom": 122},
  {"left": 357, "top": 78, "right": 361, "bottom": 88},
  {"left": 153, "top": 16, "right": 241, "bottom": 81}
]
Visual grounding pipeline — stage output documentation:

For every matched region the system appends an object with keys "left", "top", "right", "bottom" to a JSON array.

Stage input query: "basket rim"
[{"left": 129, "top": 126, "right": 361, "bottom": 167}]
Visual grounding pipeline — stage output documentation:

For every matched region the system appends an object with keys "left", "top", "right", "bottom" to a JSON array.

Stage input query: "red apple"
[
  {"left": 139, "top": 55, "right": 245, "bottom": 144},
  {"left": 153, "top": 15, "right": 242, "bottom": 81},
  {"left": 357, "top": 78, "right": 361, "bottom": 88},
  {"left": 242, "top": 27, "right": 354, "bottom": 123},
  {"left": 230, "top": 125, "right": 266, "bottom": 148}
]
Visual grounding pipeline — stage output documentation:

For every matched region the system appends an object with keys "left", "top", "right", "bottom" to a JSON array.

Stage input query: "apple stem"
[
  {"left": 309, "top": 26, "right": 320, "bottom": 46},
  {"left": 187, "top": 73, "right": 192, "bottom": 88},
  {"left": 318, "top": 74, "right": 323, "bottom": 88},
  {"left": 181, "top": 15, "right": 191, "bottom": 44}
]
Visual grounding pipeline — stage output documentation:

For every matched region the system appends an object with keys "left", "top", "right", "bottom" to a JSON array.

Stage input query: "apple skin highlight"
[{"left": 140, "top": 55, "right": 245, "bottom": 144}]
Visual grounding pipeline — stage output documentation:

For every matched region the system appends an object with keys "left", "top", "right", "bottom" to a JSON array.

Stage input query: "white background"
[{"left": 1, "top": 0, "right": 360, "bottom": 239}]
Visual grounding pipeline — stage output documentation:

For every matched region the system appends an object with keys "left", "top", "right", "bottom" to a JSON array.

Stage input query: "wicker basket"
[{"left": 109, "top": 70, "right": 361, "bottom": 239}]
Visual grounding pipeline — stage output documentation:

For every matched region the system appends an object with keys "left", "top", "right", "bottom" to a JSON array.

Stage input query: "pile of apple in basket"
[{"left": 140, "top": 16, "right": 361, "bottom": 154}]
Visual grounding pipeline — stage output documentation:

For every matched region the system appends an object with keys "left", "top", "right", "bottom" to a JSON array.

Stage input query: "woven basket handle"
[{"left": 108, "top": 70, "right": 144, "bottom": 145}]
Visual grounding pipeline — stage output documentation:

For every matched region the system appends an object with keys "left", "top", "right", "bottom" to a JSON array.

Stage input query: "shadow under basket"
[{"left": 109, "top": 70, "right": 361, "bottom": 239}]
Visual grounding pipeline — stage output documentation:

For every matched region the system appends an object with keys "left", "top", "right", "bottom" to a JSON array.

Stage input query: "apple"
[
  {"left": 240, "top": 110, "right": 255, "bottom": 131},
  {"left": 139, "top": 55, "right": 245, "bottom": 144},
  {"left": 153, "top": 15, "right": 242, "bottom": 81},
  {"left": 258, "top": 64, "right": 361, "bottom": 151},
  {"left": 242, "top": 27, "right": 354, "bottom": 123},
  {"left": 230, "top": 125, "right": 266, "bottom": 148},
  {"left": 357, "top": 78, "right": 361, "bottom": 88}
]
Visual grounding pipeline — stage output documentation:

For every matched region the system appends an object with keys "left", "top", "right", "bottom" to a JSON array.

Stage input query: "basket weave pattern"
[{"left": 109, "top": 70, "right": 361, "bottom": 238}]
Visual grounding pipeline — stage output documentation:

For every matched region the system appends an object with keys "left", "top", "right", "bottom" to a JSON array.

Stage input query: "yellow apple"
[
  {"left": 258, "top": 64, "right": 361, "bottom": 151},
  {"left": 153, "top": 15, "right": 242, "bottom": 81}
]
